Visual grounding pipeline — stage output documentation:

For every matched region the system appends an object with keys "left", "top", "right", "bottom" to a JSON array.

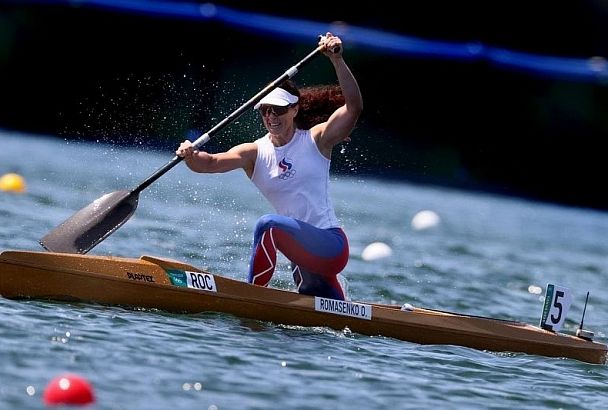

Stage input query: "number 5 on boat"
[{"left": 540, "top": 284, "right": 572, "bottom": 332}]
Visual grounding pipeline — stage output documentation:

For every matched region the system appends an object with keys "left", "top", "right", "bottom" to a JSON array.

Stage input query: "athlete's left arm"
[{"left": 314, "top": 40, "right": 363, "bottom": 157}]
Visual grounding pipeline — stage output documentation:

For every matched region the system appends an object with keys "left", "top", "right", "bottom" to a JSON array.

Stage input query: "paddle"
[{"left": 40, "top": 40, "right": 328, "bottom": 254}]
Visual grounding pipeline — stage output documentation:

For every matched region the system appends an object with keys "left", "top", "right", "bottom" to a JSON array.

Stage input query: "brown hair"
[{"left": 279, "top": 80, "right": 345, "bottom": 130}]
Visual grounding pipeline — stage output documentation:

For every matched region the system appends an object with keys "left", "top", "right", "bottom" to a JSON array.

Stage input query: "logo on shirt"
[{"left": 278, "top": 157, "right": 296, "bottom": 180}]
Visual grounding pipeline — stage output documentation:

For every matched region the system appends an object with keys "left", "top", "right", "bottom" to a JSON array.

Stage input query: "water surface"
[{"left": 1, "top": 130, "right": 607, "bottom": 409}]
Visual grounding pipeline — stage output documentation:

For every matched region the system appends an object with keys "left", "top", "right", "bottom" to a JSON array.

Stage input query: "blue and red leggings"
[{"left": 247, "top": 214, "right": 349, "bottom": 300}]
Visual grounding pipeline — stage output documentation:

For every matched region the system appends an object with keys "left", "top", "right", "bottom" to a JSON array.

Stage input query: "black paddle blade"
[{"left": 40, "top": 190, "right": 139, "bottom": 254}]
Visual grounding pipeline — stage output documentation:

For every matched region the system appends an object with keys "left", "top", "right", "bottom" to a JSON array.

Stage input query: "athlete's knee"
[
  {"left": 254, "top": 214, "right": 276, "bottom": 235},
  {"left": 293, "top": 266, "right": 345, "bottom": 301}
]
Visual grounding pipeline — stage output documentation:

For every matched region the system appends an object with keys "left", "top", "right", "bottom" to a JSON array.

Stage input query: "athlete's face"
[{"left": 260, "top": 104, "right": 298, "bottom": 135}]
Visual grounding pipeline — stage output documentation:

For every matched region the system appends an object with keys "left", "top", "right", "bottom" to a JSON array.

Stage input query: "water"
[{"left": 1, "top": 129, "right": 607, "bottom": 409}]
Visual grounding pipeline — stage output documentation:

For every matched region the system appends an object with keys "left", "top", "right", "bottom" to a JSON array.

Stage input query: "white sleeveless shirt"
[{"left": 251, "top": 129, "right": 340, "bottom": 229}]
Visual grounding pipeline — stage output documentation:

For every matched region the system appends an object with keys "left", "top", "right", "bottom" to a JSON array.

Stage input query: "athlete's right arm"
[{"left": 176, "top": 141, "right": 257, "bottom": 177}]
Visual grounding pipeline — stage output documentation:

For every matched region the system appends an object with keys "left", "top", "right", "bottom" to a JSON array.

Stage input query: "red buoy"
[{"left": 43, "top": 373, "right": 95, "bottom": 406}]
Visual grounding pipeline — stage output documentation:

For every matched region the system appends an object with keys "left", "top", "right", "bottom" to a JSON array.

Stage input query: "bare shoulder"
[
  {"left": 309, "top": 123, "right": 326, "bottom": 143},
  {"left": 226, "top": 142, "right": 257, "bottom": 177},
  {"left": 228, "top": 142, "right": 258, "bottom": 158},
  {"left": 310, "top": 122, "right": 334, "bottom": 158}
]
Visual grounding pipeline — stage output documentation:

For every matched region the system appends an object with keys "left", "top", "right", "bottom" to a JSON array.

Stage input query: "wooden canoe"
[{"left": 0, "top": 250, "right": 605, "bottom": 364}]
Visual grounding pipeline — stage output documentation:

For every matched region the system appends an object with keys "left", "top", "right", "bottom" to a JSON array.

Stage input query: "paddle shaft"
[
  {"left": 133, "top": 45, "right": 324, "bottom": 195},
  {"left": 40, "top": 41, "right": 329, "bottom": 254}
]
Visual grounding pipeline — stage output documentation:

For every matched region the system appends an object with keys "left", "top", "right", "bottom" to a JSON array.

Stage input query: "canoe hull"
[{"left": 1, "top": 250, "right": 605, "bottom": 364}]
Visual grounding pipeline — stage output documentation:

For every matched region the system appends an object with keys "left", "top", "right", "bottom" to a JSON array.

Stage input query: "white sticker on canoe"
[
  {"left": 315, "top": 297, "right": 372, "bottom": 320},
  {"left": 185, "top": 271, "right": 217, "bottom": 292}
]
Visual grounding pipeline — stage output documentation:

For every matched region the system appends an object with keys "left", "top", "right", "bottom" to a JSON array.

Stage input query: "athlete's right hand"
[{"left": 176, "top": 140, "right": 198, "bottom": 159}]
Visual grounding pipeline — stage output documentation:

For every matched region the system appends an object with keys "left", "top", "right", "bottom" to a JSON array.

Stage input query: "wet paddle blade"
[{"left": 40, "top": 190, "right": 139, "bottom": 254}]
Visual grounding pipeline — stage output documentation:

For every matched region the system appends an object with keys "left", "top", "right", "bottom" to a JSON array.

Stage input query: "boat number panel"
[
  {"left": 540, "top": 283, "right": 572, "bottom": 332},
  {"left": 165, "top": 269, "right": 218, "bottom": 293},
  {"left": 315, "top": 297, "right": 372, "bottom": 320}
]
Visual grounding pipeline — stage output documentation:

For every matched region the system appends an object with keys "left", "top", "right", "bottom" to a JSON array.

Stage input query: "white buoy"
[
  {"left": 361, "top": 242, "right": 392, "bottom": 261},
  {"left": 411, "top": 210, "right": 440, "bottom": 231}
]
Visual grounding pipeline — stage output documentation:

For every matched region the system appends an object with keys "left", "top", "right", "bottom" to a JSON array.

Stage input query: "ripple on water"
[{"left": 2, "top": 132, "right": 608, "bottom": 409}]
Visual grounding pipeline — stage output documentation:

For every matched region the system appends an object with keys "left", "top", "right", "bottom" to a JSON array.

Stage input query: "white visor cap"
[{"left": 254, "top": 87, "right": 299, "bottom": 109}]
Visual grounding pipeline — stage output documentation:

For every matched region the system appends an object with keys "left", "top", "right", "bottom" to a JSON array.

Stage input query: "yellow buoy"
[{"left": 0, "top": 173, "right": 27, "bottom": 193}]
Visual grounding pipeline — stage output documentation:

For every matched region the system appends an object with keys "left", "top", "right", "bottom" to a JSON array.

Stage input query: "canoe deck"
[{"left": 0, "top": 250, "right": 605, "bottom": 365}]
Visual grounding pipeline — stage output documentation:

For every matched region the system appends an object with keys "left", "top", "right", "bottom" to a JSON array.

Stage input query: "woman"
[{"left": 176, "top": 33, "right": 363, "bottom": 300}]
